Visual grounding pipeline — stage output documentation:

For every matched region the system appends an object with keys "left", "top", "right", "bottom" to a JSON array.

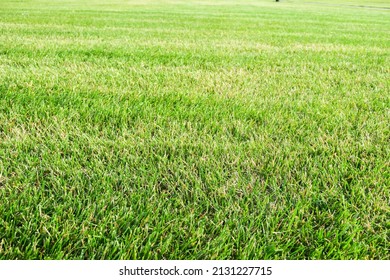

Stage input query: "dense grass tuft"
[{"left": 0, "top": 0, "right": 389, "bottom": 259}]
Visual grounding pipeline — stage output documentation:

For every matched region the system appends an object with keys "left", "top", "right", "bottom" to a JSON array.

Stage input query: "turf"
[{"left": 0, "top": 0, "right": 389, "bottom": 259}]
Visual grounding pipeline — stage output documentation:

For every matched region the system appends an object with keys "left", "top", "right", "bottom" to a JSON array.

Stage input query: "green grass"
[{"left": 0, "top": 0, "right": 389, "bottom": 259}]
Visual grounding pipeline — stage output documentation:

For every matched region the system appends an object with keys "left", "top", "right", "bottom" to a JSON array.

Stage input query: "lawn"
[{"left": 0, "top": 0, "right": 389, "bottom": 259}]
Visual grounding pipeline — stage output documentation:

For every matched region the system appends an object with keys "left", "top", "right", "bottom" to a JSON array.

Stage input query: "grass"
[{"left": 0, "top": 0, "right": 389, "bottom": 259}]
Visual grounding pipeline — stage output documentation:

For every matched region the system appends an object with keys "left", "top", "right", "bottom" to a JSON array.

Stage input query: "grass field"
[{"left": 0, "top": 0, "right": 389, "bottom": 259}]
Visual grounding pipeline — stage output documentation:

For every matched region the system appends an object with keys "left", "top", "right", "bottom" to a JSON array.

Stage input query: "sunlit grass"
[{"left": 0, "top": 0, "right": 389, "bottom": 259}]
